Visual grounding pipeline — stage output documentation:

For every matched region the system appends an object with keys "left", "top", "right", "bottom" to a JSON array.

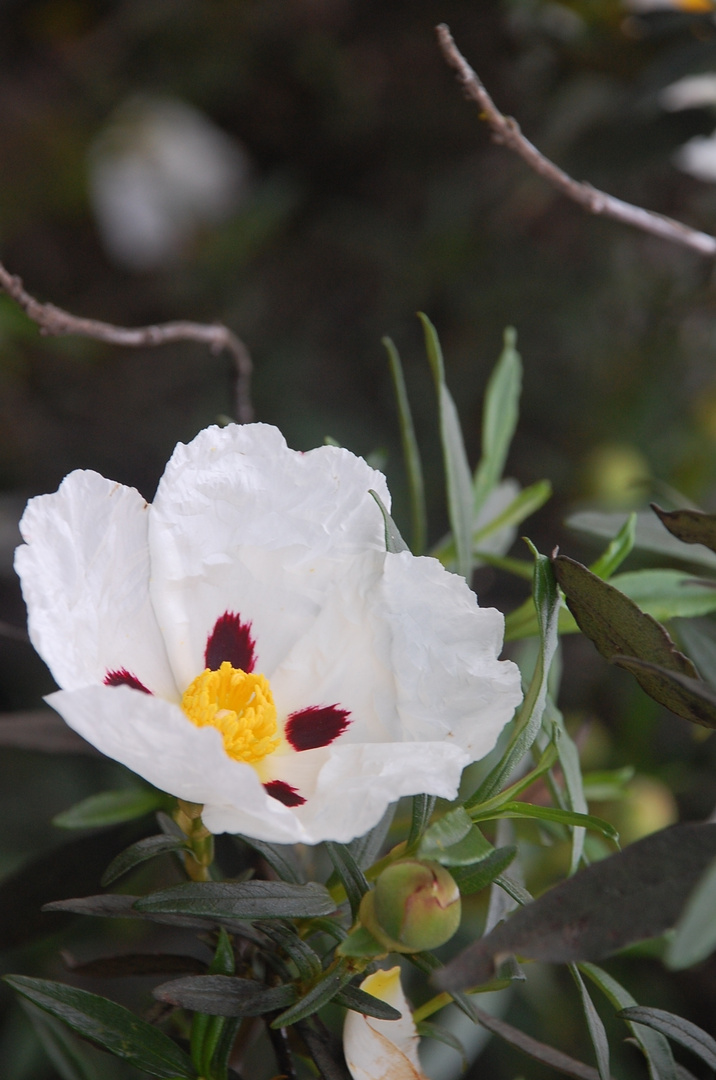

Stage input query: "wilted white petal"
[{"left": 343, "top": 967, "right": 426, "bottom": 1080}]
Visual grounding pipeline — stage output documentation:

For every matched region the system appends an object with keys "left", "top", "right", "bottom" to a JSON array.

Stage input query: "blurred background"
[{"left": 4, "top": 0, "right": 716, "bottom": 1076}]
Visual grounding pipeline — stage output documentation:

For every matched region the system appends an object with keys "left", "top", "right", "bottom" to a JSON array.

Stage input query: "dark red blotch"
[
  {"left": 264, "top": 780, "right": 306, "bottom": 807},
  {"left": 104, "top": 669, "right": 151, "bottom": 694},
  {"left": 285, "top": 705, "right": 350, "bottom": 752},
  {"left": 205, "top": 612, "right": 256, "bottom": 672}
]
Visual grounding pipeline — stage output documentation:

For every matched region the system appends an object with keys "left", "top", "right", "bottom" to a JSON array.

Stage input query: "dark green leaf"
[
  {"left": 581, "top": 964, "right": 677, "bottom": 1080},
  {"left": 325, "top": 842, "right": 369, "bottom": 920},
  {"left": 384, "top": 335, "right": 427, "bottom": 554},
  {"left": 53, "top": 788, "right": 165, "bottom": 829},
  {"left": 44, "top": 893, "right": 238, "bottom": 932},
  {"left": 271, "top": 962, "right": 354, "bottom": 1027},
  {"left": 65, "top": 954, "right": 207, "bottom": 978},
  {"left": 154, "top": 975, "right": 296, "bottom": 1017},
  {"left": 368, "top": 489, "right": 409, "bottom": 554},
  {"left": 652, "top": 504, "right": 716, "bottom": 554},
  {"left": 4, "top": 976, "right": 195, "bottom": 1078},
  {"left": 101, "top": 833, "right": 186, "bottom": 885},
  {"left": 348, "top": 804, "right": 396, "bottom": 869},
  {"left": 451, "top": 847, "right": 517, "bottom": 895},
  {"left": 210, "top": 927, "right": 235, "bottom": 975},
  {"left": 21, "top": 1002, "right": 99, "bottom": 1080},
  {"left": 136, "top": 880, "right": 336, "bottom": 921},
  {"left": 419, "top": 311, "right": 473, "bottom": 582},
  {"left": 612, "top": 656, "right": 716, "bottom": 729},
  {"left": 619, "top": 1007, "right": 716, "bottom": 1071},
  {"left": 260, "top": 922, "right": 323, "bottom": 982},
  {"left": 233, "top": 834, "right": 303, "bottom": 883},
  {"left": 473, "top": 326, "right": 522, "bottom": 517},
  {"left": 436, "top": 823, "right": 716, "bottom": 991},
  {"left": 334, "top": 984, "right": 401, "bottom": 1020},
  {"left": 553, "top": 555, "right": 716, "bottom": 725},
  {"left": 296, "top": 1020, "right": 352, "bottom": 1080},
  {"left": 570, "top": 965, "right": 610, "bottom": 1080}
]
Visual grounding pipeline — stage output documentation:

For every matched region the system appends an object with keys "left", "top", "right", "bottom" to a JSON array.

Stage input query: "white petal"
[
  {"left": 343, "top": 968, "right": 426, "bottom": 1080},
  {"left": 15, "top": 471, "right": 177, "bottom": 699},
  {"left": 148, "top": 423, "right": 391, "bottom": 688}
]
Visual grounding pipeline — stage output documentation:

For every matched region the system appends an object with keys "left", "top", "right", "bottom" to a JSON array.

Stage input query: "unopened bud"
[{"left": 359, "top": 859, "right": 461, "bottom": 953}]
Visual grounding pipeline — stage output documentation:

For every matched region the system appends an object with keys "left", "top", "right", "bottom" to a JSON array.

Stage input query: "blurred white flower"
[
  {"left": 343, "top": 967, "right": 426, "bottom": 1080},
  {"left": 660, "top": 74, "right": 716, "bottom": 111},
  {"left": 15, "top": 424, "right": 522, "bottom": 845},
  {"left": 88, "top": 96, "right": 250, "bottom": 270}
]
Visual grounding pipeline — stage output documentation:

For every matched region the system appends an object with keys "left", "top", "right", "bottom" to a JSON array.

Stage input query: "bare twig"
[
  {"left": 436, "top": 23, "right": 716, "bottom": 259},
  {"left": 0, "top": 261, "right": 253, "bottom": 422}
]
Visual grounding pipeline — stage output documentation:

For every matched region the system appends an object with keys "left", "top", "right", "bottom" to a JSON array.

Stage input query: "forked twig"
[
  {"left": 0, "top": 261, "right": 253, "bottom": 422},
  {"left": 436, "top": 23, "right": 716, "bottom": 258}
]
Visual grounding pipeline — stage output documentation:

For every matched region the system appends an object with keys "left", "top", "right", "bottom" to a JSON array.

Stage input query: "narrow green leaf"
[
  {"left": 334, "top": 984, "right": 401, "bottom": 1020},
  {"left": 470, "top": 739, "right": 559, "bottom": 817},
  {"left": 21, "top": 1002, "right": 99, "bottom": 1080},
  {"left": 473, "top": 326, "right": 522, "bottom": 517},
  {"left": 674, "top": 617, "right": 716, "bottom": 691},
  {"left": 619, "top": 1006, "right": 716, "bottom": 1071},
  {"left": 590, "top": 513, "right": 636, "bottom": 580},
  {"left": 568, "top": 509, "right": 716, "bottom": 572},
  {"left": 610, "top": 569, "right": 716, "bottom": 621},
  {"left": 415, "top": 1020, "right": 467, "bottom": 1069},
  {"left": 469, "top": 801, "right": 618, "bottom": 842},
  {"left": 101, "top": 834, "right": 186, "bottom": 886},
  {"left": 473, "top": 479, "right": 551, "bottom": 545},
  {"left": 547, "top": 698, "right": 588, "bottom": 874},
  {"left": 467, "top": 998, "right": 608, "bottom": 1080},
  {"left": 436, "top": 824, "right": 716, "bottom": 992},
  {"left": 260, "top": 922, "right": 323, "bottom": 982},
  {"left": 570, "top": 965, "right": 610, "bottom": 1080},
  {"left": 418, "top": 806, "right": 473, "bottom": 859},
  {"left": 368, "top": 489, "right": 409, "bottom": 554},
  {"left": 136, "top": 880, "right": 336, "bottom": 921},
  {"left": 348, "top": 804, "right": 396, "bottom": 870},
  {"left": 652, "top": 504, "right": 716, "bottom": 554},
  {"left": 155, "top": 975, "right": 296, "bottom": 1018},
  {"left": 270, "top": 961, "right": 354, "bottom": 1027},
  {"left": 581, "top": 767, "right": 635, "bottom": 802},
  {"left": 580, "top": 964, "right": 677, "bottom": 1080},
  {"left": 325, "top": 842, "right": 369, "bottom": 920},
  {"left": 53, "top": 788, "right": 164, "bottom": 829},
  {"left": 4, "top": 976, "right": 195, "bottom": 1079},
  {"left": 468, "top": 547, "right": 560, "bottom": 806},
  {"left": 419, "top": 311, "right": 473, "bottom": 582},
  {"left": 451, "top": 847, "right": 517, "bottom": 895},
  {"left": 383, "top": 335, "right": 427, "bottom": 554},
  {"left": 407, "top": 794, "right": 437, "bottom": 850},
  {"left": 667, "top": 852, "right": 716, "bottom": 969},
  {"left": 233, "top": 834, "right": 303, "bottom": 883}
]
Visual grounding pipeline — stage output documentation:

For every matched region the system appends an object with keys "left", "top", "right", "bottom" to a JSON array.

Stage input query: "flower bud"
[{"left": 359, "top": 859, "right": 461, "bottom": 953}]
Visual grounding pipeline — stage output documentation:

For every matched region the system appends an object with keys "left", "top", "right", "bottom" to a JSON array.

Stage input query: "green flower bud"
[{"left": 359, "top": 859, "right": 461, "bottom": 953}]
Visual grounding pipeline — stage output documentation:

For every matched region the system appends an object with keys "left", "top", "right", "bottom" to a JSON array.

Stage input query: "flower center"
[{"left": 181, "top": 661, "right": 279, "bottom": 764}]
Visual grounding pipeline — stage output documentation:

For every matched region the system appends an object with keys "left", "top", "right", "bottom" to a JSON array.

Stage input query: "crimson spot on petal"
[
  {"left": 285, "top": 705, "right": 351, "bottom": 752},
  {"left": 264, "top": 780, "right": 306, "bottom": 807},
  {"left": 104, "top": 669, "right": 151, "bottom": 694},
  {"left": 205, "top": 612, "right": 256, "bottom": 672}
]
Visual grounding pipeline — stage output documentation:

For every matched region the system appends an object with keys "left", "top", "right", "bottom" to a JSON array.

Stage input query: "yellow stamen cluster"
[{"left": 181, "top": 661, "right": 279, "bottom": 764}]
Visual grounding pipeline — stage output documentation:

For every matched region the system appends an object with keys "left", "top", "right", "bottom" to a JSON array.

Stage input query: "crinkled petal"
[
  {"left": 15, "top": 471, "right": 177, "bottom": 699},
  {"left": 46, "top": 685, "right": 302, "bottom": 841},
  {"left": 343, "top": 967, "right": 426, "bottom": 1080},
  {"left": 148, "top": 423, "right": 391, "bottom": 689},
  {"left": 270, "top": 549, "right": 521, "bottom": 758}
]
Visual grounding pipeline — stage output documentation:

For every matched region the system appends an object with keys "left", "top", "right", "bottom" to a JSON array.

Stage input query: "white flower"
[
  {"left": 15, "top": 424, "right": 521, "bottom": 845},
  {"left": 343, "top": 967, "right": 426, "bottom": 1080}
]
